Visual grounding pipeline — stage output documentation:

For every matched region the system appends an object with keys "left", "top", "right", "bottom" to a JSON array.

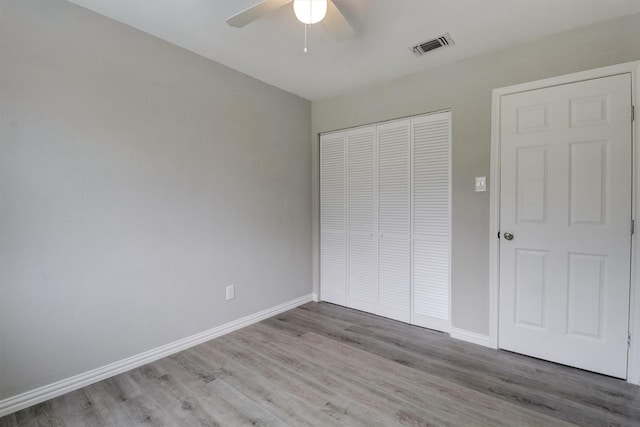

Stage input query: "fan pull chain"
[
  {"left": 304, "top": 23, "right": 308, "bottom": 53},
  {"left": 304, "top": 0, "right": 312, "bottom": 53}
]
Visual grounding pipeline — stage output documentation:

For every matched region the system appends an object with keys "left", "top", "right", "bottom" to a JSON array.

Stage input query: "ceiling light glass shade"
[{"left": 293, "top": 0, "right": 328, "bottom": 24}]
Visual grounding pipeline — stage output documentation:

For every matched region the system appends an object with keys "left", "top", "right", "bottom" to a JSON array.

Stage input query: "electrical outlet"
[{"left": 226, "top": 284, "right": 235, "bottom": 301}]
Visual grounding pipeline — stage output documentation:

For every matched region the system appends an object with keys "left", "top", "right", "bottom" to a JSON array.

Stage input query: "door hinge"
[
  {"left": 632, "top": 219, "right": 635, "bottom": 235},
  {"left": 629, "top": 332, "right": 632, "bottom": 348},
  {"left": 633, "top": 105, "right": 636, "bottom": 122}
]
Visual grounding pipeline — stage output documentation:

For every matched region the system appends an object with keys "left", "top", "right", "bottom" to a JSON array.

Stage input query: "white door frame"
[{"left": 489, "top": 61, "right": 640, "bottom": 384}]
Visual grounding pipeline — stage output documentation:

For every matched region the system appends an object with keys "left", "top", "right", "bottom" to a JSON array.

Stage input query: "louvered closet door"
[
  {"left": 320, "top": 132, "right": 347, "bottom": 305},
  {"left": 411, "top": 112, "right": 451, "bottom": 331},
  {"left": 377, "top": 119, "right": 411, "bottom": 322},
  {"left": 346, "top": 125, "right": 378, "bottom": 313}
]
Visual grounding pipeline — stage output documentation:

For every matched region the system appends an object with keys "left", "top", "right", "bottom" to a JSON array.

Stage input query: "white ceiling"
[{"left": 66, "top": 0, "right": 640, "bottom": 100}]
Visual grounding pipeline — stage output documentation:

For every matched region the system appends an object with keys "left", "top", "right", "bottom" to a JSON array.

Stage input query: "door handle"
[{"left": 503, "top": 232, "right": 514, "bottom": 241}]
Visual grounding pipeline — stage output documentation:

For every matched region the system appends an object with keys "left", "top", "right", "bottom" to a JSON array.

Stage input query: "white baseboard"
[
  {"left": 449, "top": 327, "right": 494, "bottom": 349},
  {"left": 0, "top": 293, "right": 313, "bottom": 417},
  {"left": 312, "top": 292, "right": 319, "bottom": 302}
]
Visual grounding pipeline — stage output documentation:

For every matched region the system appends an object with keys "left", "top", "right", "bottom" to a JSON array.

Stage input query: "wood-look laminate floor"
[{"left": 2, "top": 302, "right": 640, "bottom": 426}]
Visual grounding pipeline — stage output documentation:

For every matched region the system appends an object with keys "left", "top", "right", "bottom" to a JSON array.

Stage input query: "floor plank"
[
  {"left": 242, "top": 322, "right": 571, "bottom": 426},
  {"left": 2, "top": 302, "right": 639, "bottom": 426}
]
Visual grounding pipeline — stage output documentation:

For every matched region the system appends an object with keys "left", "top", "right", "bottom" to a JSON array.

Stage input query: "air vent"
[{"left": 411, "top": 33, "right": 454, "bottom": 57}]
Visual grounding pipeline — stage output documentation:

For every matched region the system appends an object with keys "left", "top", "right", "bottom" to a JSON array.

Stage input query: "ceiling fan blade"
[
  {"left": 324, "top": 0, "right": 356, "bottom": 41},
  {"left": 226, "top": 0, "right": 291, "bottom": 28}
]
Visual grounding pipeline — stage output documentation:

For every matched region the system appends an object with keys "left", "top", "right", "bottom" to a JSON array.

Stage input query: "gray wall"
[
  {"left": 312, "top": 12, "right": 640, "bottom": 335},
  {"left": 0, "top": 0, "right": 311, "bottom": 399}
]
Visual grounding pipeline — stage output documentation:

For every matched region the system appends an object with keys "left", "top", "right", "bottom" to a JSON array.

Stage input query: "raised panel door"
[{"left": 499, "top": 74, "right": 632, "bottom": 378}]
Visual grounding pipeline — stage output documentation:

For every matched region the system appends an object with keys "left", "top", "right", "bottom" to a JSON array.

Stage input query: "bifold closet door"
[
  {"left": 320, "top": 132, "right": 347, "bottom": 305},
  {"left": 320, "top": 112, "right": 451, "bottom": 331},
  {"left": 377, "top": 119, "right": 411, "bottom": 322},
  {"left": 346, "top": 125, "right": 377, "bottom": 313},
  {"left": 411, "top": 112, "right": 451, "bottom": 331}
]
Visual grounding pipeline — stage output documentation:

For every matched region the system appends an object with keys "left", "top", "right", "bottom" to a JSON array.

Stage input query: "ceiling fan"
[{"left": 226, "top": 0, "right": 356, "bottom": 42}]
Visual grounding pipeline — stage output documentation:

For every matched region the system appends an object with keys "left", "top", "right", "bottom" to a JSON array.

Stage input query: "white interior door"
[
  {"left": 377, "top": 119, "right": 411, "bottom": 322},
  {"left": 499, "top": 74, "right": 633, "bottom": 378}
]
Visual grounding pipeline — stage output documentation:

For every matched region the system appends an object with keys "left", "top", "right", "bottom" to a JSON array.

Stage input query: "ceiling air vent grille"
[{"left": 412, "top": 33, "right": 454, "bottom": 57}]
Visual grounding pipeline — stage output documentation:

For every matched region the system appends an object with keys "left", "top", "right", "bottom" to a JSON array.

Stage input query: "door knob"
[{"left": 503, "top": 232, "right": 514, "bottom": 241}]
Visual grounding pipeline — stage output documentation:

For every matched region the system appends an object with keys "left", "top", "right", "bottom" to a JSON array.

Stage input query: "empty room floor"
[{"left": 1, "top": 302, "right": 639, "bottom": 426}]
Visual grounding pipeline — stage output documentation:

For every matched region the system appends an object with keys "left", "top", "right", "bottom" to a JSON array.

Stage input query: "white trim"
[
  {"left": 630, "top": 61, "right": 640, "bottom": 385},
  {"left": 0, "top": 294, "right": 313, "bottom": 417},
  {"left": 449, "top": 327, "right": 492, "bottom": 348},
  {"left": 488, "top": 87, "right": 502, "bottom": 350},
  {"left": 447, "top": 111, "right": 453, "bottom": 334},
  {"left": 489, "top": 60, "right": 640, "bottom": 384},
  {"left": 312, "top": 292, "right": 320, "bottom": 302}
]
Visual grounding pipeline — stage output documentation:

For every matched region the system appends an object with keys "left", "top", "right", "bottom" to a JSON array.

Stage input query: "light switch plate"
[{"left": 475, "top": 176, "right": 487, "bottom": 192}]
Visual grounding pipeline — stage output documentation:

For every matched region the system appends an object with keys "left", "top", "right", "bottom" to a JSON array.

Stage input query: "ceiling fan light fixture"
[{"left": 293, "top": 0, "right": 327, "bottom": 24}]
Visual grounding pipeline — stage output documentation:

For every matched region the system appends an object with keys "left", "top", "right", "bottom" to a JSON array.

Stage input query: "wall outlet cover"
[{"left": 226, "top": 284, "right": 235, "bottom": 301}]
